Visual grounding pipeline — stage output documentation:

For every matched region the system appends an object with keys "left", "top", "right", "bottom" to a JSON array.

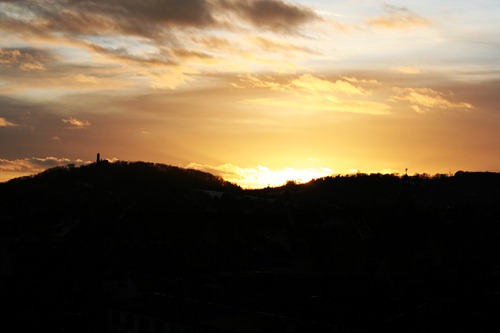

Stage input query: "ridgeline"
[{"left": 1, "top": 161, "right": 499, "bottom": 332}]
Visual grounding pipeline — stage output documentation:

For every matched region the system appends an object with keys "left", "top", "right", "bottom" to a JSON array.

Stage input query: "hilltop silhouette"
[{"left": 1, "top": 161, "right": 499, "bottom": 332}]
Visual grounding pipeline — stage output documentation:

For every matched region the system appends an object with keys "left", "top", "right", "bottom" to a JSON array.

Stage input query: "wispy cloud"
[
  {"left": 392, "top": 87, "right": 473, "bottom": 113},
  {"left": 0, "top": 157, "right": 90, "bottom": 180},
  {"left": 342, "top": 77, "right": 383, "bottom": 85},
  {"left": 241, "top": 74, "right": 369, "bottom": 95},
  {"left": 237, "top": 74, "right": 391, "bottom": 115},
  {"left": 393, "top": 66, "right": 422, "bottom": 75},
  {"left": 0, "top": 116, "right": 17, "bottom": 127},
  {"left": 62, "top": 117, "right": 91, "bottom": 129},
  {"left": 290, "top": 74, "right": 368, "bottom": 95},
  {"left": 248, "top": 36, "right": 319, "bottom": 55},
  {"left": 367, "top": 4, "right": 431, "bottom": 30},
  {"left": 0, "top": 48, "right": 47, "bottom": 71},
  {"left": 74, "top": 74, "right": 101, "bottom": 84}
]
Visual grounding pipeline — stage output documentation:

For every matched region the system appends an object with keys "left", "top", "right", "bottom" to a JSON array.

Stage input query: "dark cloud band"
[{"left": 1, "top": 0, "right": 319, "bottom": 39}]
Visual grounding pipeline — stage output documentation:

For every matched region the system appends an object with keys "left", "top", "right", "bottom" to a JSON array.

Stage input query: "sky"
[{"left": 1, "top": 0, "right": 499, "bottom": 188}]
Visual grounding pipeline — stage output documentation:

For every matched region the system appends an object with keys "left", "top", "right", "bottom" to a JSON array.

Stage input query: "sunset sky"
[{"left": 1, "top": 0, "right": 499, "bottom": 188}]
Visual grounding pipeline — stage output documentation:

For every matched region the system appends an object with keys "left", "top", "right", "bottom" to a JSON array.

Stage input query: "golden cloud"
[
  {"left": 241, "top": 74, "right": 368, "bottom": 95},
  {"left": 0, "top": 157, "right": 88, "bottom": 173},
  {"left": 0, "top": 117, "right": 18, "bottom": 127},
  {"left": 238, "top": 74, "right": 390, "bottom": 115},
  {"left": 248, "top": 36, "right": 318, "bottom": 55},
  {"left": 393, "top": 87, "right": 473, "bottom": 112},
  {"left": 291, "top": 74, "right": 368, "bottom": 95},
  {"left": 62, "top": 117, "right": 91, "bottom": 129},
  {"left": 146, "top": 67, "right": 197, "bottom": 89},
  {"left": 241, "top": 95, "right": 391, "bottom": 115},
  {"left": 74, "top": 74, "right": 101, "bottom": 84},
  {"left": 342, "top": 76, "right": 383, "bottom": 85},
  {"left": 239, "top": 75, "right": 288, "bottom": 91},
  {"left": 367, "top": 4, "right": 431, "bottom": 30}
]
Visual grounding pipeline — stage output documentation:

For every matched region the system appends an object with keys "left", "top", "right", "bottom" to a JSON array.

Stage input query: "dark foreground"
[{"left": 1, "top": 162, "right": 499, "bottom": 332}]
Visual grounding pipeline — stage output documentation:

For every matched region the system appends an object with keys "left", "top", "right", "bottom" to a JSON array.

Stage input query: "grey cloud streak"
[
  {"left": 0, "top": 0, "right": 217, "bottom": 38},
  {"left": 0, "top": 0, "right": 321, "bottom": 72},
  {"left": 1, "top": 0, "right": 319, "bottom": 39},
  {"left": 0, "top": 47, "right": 50, "bottom": 71},
  {"left": 219, "top": 0, "right": 319, "bottom": 33}
]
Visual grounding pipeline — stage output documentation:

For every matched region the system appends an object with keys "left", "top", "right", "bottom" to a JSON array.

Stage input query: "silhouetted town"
[{"left": 1, "top": 160, "right": 499, "bottom": 332}]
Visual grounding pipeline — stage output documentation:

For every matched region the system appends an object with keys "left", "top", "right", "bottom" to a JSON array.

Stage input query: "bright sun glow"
[
  {"left": 188, "top": 163, "right": 334, "bottom": 189},
  {"left": 239, "top": 167, "right": 334, "bottom": 189}
]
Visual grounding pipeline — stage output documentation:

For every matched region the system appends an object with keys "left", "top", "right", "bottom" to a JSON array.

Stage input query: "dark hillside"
[
  {"left": 1, "top": 164, "right": 499, "bottom": 332},
  {"left": 0, "top": 161, "right": 241, "bottom": 236}
]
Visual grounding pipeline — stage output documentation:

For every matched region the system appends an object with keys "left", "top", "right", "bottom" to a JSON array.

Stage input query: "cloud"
[
  {"left": 238, "top": 74, "right": 390, "bottom": 115},
  {"left": 0, "top": 0, "right": 217, "bottom": 39},
  {"left": 0, "top": 0, "right": 322, "bottom": 91},
  {"left": 367, "top": 4, "right": 431, "bottom": 30},
  {"left": 146, "top": 67, "right": 197, "bottom": 89},
  {"left": 239, "top": 74, "right": 288, "bottom": 91},
  {"left": 393, "top": 66, "right": 422, "bottom": 75},
  {"left": 0, "top": 156, "right": 89, "bottom": 175},
  {"left": 0, "top": 1, "right": 215, "bottom": 77},
  {"left": 290, "top": 74, "right": 368, "bottom": 95},
  {"left": 0, "top": 48, "right": 47, "bottom": 71},
  {"left": 0, "top": 0, "right": 332, "bottom": 95},
  {"left": 240, "top": 97, "right": 391, "bottom": 115},
  {"left": 241, "top": 74, "right": 368, "bottom": 95},
  {"left": 342, "top": 76, "right": 383, "bottom": 85},
  {"left": 77, "top": 40, "right": 177, "bottom": 68},
  {"left": 0, "top": 0, "right": 319, "bottom": 41},
  {"left": 392, "top": 87, "right": 473, "bottom": 112},
  {"left": 62, "top": 117, "right": 91, "bottom": 129},
  {"left": 107, "top": 0, "right": 216, "bottom": 28},
  {"left": 219, "top": 0, "right": 319, "bottom": 33},
  {"left": 0, "top": 116, "right": 17, "bottom": 126},
  {"left": 188, "top": 162, "right": 333, "bottom": 189},
  {"left": 74, "top": 74, "right": 101, "bottom": 84},
  {"left": 249, "top": 36, "right": 319, "bottom": 55},
  {"left": 194, "top": 36, "right": 233, "bottom": 51}
]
